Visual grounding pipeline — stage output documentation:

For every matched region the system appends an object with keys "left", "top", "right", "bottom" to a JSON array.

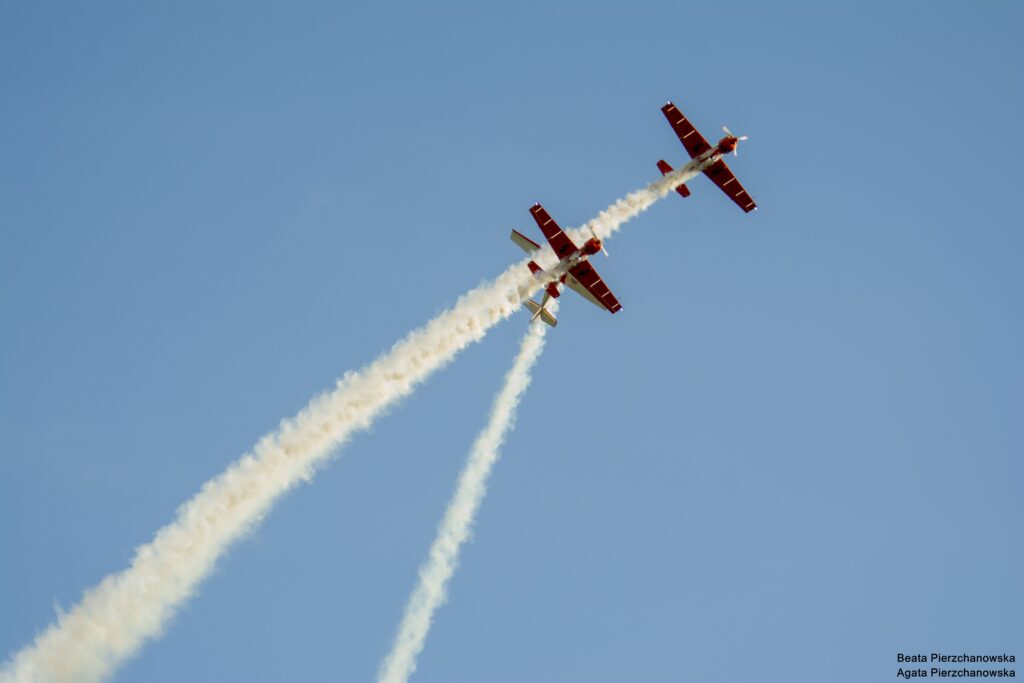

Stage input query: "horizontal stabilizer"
[
  {"left": 656, "top": 160, "right": 690, "bottom": 197},
  {"left": 523, "top": 299, "right": 558, "bottom": 327},
  {"left": 510, "top": 229, "right": 542, "bottom": 255}
]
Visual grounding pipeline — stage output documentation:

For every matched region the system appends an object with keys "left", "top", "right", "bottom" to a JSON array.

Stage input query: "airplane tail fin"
[
  {"left": 657, "top": 160, "right": 691, "bottom": 197},
  {"left": 523, "top": 299, "right": 558, "bottom": 327}
]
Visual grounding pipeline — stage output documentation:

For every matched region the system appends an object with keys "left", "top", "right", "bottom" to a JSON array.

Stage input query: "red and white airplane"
[
  {"left": 657, "top": 101, "right": 757, "bottom": 213},
  {"left": 510, "top": 203, "right": 622, "bottom": 327}
]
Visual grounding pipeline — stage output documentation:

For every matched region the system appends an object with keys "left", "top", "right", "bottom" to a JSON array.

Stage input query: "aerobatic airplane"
[
  {"left": 657, "top": 101, "right": 758, "bottom": 213},
  {"left": 510, "top": 203, "right": 622, "bottom": 328}
]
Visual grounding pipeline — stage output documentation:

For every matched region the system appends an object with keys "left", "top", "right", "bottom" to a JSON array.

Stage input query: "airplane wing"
[
  {"left": 567, "top": 261, "right": 622, "bottom": 314},
  {"left": 530, "top": 203, "right": 578, "bottom": 260},
  {"left": 703, "top": 159, "right": 758, "bottom": 213},
  {"left": 661, "top": 102, "right": 713, "bottom": 159},
  {"left": 564, "top": 273, "right": 604, "bottom": 310},
  {"left": 510, "top": 229, "right": 542, "bottom": 255}
]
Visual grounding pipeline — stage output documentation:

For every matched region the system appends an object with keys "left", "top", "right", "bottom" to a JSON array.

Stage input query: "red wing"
[
  {"left": 530, "top": 203, "right": 578, "bottom": 260},
  {"left": 703, "top": 159, "right": 758, "bottom": 213},
  {"left": 661, "top": 102, "right": 713, "bottom": 159},
  {"left": 567, "top": 261, "right": 622, "bottom": 314}
]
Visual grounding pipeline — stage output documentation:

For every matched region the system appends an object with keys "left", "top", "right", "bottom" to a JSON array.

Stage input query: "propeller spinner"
[
  {"left": 588, "top": 226, "right": 609, "bottom": 257},
  {"left": 722, "top": 125, "right": 749, "bottom": 156}
]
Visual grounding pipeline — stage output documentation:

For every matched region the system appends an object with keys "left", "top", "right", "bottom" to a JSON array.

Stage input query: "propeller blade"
[
  {"left": 722, "top": 125, "right": 733, "bottom": 137},
  {"left": 739, "top": 135, "right": 749, "bottom": 141}
]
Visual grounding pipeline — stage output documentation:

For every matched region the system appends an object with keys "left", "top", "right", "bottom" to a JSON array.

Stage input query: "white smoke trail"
[
  {"left": 0, "top": 163, "right": 703, "bottom": 683},
  {"left": 570, "top": 158, "right": 709, "bottom": 244},
  {"left": 376, "top": 303, "right": 556, "bottom": 683},
  {"left": 0, "top": 267, "right": 534, "bottom": 683}
]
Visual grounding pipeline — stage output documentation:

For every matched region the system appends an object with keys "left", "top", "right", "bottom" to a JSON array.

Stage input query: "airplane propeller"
[
  {"left": 588, "top": 225, "right": 609, "bottom": 257},
  {"left": 722, "top": 125, "right": 749, "bottom": 156}
]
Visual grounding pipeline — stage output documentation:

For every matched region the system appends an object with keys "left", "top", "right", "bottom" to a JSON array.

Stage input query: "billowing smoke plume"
[
  {"left": 376, "top": 304, "right": 556, "bottom": 683},
  {"left": 1, "top": 164, "right": 702, "bottom": 683}
]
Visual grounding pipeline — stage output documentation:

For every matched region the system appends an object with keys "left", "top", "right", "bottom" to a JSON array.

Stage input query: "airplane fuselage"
[
  {"left": 688, "top": 136, "right": 736, "bottom": 167},
  {"left": 676, "top": 145, "right": 726, "bottom": 177},
  {"left": 528, "top": 239, "right": 601, "bottom": 300}
]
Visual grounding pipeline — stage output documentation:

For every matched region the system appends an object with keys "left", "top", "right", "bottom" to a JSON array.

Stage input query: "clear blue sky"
[{"left": 2, "top": 2, "right": 1021, "bottom": 681}]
